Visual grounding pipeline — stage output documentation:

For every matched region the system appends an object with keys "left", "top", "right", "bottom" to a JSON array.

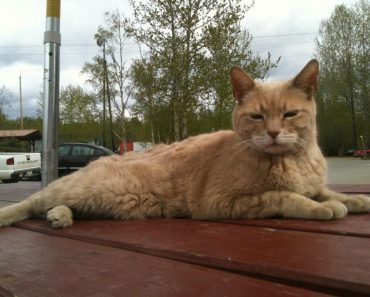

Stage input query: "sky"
[{"left": 0, "top": 0, "right": 359, "bottom": 120}]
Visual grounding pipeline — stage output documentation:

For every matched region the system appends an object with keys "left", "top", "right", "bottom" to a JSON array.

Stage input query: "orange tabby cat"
[{"left": 0, "top": 59, "right": 369, "bottom": 228}]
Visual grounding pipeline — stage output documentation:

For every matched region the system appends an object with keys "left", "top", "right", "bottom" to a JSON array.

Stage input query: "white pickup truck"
[{"left": 0, "top": 153, "right": 41, "bottom": 183}]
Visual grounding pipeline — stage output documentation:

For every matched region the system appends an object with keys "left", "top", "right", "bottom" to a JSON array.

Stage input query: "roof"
[{"left": 0, "top": 129, "right": 42, "bottom": 141}]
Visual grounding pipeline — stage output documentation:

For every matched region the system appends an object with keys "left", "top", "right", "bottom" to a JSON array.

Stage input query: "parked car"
[
  {"left": 353, "top": 149, "right": 370, "bottom": 159},
  {"left": 58, "top": 143, "right": 114, "bottom": 177},
  {"left": 0, "top": 152, "right": 41, "bottom": 183}
]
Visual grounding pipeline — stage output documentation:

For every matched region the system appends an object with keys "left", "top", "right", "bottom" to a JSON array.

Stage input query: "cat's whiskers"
[
  {"left": 293, "top": 138, "right": 309, "bottom": 152},
  {"left": 227, "top": 139, "right": 256, "bottom": 161}
]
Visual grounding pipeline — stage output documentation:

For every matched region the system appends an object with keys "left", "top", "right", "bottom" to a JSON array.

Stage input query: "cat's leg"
[
  {"left": 0, "top": 199, "right": 34, "bottom": 227},
  {"left": 315, "top": 188, "right": 370, "bottom": 214},
  {"left": 47, "top": 205, "right": 73, "bottom": 228},
  {"left": 231, "top": 191, "right": 347, "bottom": 220}
]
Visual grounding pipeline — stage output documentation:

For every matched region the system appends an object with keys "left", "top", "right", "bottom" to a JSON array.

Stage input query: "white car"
[{"left": 0, "top": 153, "right": 41, "bottom": 183}]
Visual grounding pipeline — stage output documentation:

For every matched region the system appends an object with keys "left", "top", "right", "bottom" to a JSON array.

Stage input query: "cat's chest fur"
[{"left": 263, "top": 153, "right": 326, "bottom": 197}]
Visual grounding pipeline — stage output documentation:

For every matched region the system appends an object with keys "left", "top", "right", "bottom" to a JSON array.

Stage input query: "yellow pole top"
[{"left": 46, "top": 0, "right": 60, "bottom": 18}]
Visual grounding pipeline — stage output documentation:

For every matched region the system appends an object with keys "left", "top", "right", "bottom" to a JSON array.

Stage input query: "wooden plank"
[
  {"left": 223, "top": 214, "right": 370, "bottom": 238},
  {"left": 15, "top": 219, "right": 370, "bottom": 296},
  {"left": 0, "top": 227, "right": 330, "bottom": 297}
]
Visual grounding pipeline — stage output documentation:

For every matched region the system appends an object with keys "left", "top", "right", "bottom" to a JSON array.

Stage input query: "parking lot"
[
  {"left": 0, "top": 157, "right": 369, "bottom": 208},
  {"left": 327, "top": 157, "right": 370, "bottom": 184}
]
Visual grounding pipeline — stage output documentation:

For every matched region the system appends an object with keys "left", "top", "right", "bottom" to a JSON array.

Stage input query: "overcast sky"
[{"left": 0, "top": 0, "right": 359, "bottom": 119}]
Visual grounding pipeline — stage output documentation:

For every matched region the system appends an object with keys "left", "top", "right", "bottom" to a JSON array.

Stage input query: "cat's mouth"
[
  {"left": 252, "top": 135, "right": 297, "bottom": 154},
  {"left": 257, "top": 139, "right": 294, "bottom": 155},
  {"left": 252, "top": 142, "right": 291, "bottom": 155},
  {"left": 264, "top": 142, "right": 291, "bottom": 154}
]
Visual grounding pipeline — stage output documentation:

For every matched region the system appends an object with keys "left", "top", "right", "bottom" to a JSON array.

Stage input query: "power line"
[
  {"left": 0, "top": 32, "right": 318, "bottom": 49},
  {"left": 253, "top": 32, "right": 317, "bottom": 38},
  {"left": 0, "top": 50, "right": 141, "bottom": 57},
  {"left": 252, "top": 40, "right": 315, "bottom": 46},
  {"left": 0, "top": 42, "right": 138, "bottom": 49}
]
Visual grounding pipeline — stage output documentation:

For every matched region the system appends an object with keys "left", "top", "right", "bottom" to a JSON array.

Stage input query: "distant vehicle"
[
  {"left": 354, "top": 149, "right": 370, "bottom": 159},
  {"left": 0, "top": 153, "right": 41, "bottom": 183},
  {"left": 58, "top": 143, "right": 114, "bottom": 177}
]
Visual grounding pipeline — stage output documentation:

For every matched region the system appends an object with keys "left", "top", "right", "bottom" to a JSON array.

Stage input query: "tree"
[
  {"left": 353, "top": 0, "right": 370, "bottom": 147},
  {"left": 130, "top": 55, "right": 162, "bottom": 143},
  {"left": 82, "top": 52, "right": 111, "bottom": 147},
  {"left": 203, "top": 9, "right": 279, "bottom": 130},
  {"left": 315, "top": 1, "right": 370, "bottom": 153},
  {"left": 0, "top": 86, "right": 12, "bottom": 126},
  {"left": 125, "top": 0, "right": 278, "bottom": 141},
  {"left": 56, "top": 85, "right": 103, "bottom": 144},
  {"left": 59, "top": 85, "right": 99, "bottom": 124},
  {"left": 83, "top": 12, "right": 133, "bottom": 147},
  {"left": 102, "top": 11, "right": 134, "bottom": 142}
]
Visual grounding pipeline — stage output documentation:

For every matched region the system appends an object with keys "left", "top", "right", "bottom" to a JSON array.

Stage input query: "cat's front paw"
[
  {"left": 313, "top": 201, "right": 348, "bottom": 220},
  {"left": 341, "top": 195, "right": 370, "bottom": 213},
  {"left": 47, "top": 205, "right": 73, "bottom": 228}
]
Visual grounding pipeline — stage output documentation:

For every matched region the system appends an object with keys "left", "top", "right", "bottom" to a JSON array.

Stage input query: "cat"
[{"left": 0, "top": 59, "right": 369, "bottom": 229}]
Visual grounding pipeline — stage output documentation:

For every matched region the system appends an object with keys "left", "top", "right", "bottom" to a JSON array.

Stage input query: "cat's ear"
[
  {"left": 292, "top": 59, "right": 319, "bottom": 98},
  {"left": 230, "top": 66, "right": 255, "bottom": 103}
]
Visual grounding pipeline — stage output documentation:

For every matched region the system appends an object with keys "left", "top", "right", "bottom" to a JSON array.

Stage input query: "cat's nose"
[{"left": 267, "top": 130, "right": 280, "bottom": 139}]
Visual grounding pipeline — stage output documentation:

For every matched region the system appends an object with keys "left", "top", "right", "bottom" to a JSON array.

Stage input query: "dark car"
[{"left": 58, "top": 143, "right": 115, "bottom": 177}]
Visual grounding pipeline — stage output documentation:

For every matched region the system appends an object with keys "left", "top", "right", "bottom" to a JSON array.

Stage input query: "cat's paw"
[
  {"left": 341, "top": 195, "right": 370, "bottom": 213},
  {"left": 313, "top": 201, "right": 348, "bottom": 220},
  {"left": 47, "top": 205, "right": 73, "bottom": 228}
]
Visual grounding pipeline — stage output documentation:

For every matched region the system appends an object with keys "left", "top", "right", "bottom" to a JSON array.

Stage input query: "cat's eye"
[
  {"left": 283, "top": 111, "right": 299, "bottom": 119},
  {"left": 249, "top": 114, "right": 264, "bottom": 121}
]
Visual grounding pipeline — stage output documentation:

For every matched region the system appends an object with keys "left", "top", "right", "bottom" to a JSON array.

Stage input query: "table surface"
[{"left": 0, "top": 184, "right": 370, "bottom": 297}]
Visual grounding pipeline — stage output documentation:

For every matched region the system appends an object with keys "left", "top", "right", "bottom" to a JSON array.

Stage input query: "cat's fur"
[{"left": 1, "top": 59, "right": 369, "bottom": 228}]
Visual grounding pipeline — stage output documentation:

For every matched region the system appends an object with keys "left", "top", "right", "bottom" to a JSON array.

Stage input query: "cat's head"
[{"left": 230, "top": 60, "right": 319, "bottom": 155}]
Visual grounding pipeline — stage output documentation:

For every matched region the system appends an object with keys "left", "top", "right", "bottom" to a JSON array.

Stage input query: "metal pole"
[
  {"left": 360, "top": 135, "right": 367, "bottom": 160},
  {"left": 42, "top": 0, "right": 61, "bottom": 187}
]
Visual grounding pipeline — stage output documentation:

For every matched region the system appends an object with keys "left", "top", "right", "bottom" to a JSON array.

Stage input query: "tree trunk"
[
  {"left": 173, "top": 98, "right": 180, "bottom": 141},
  {"left": 347, "top": 57, "right": 358, "bottom": 149},
  {"left": 182, "top": 114, "right": 188, "bottom": 139},
  {"left": 150, "top": 122, "right": 155, "bottom": 144}
]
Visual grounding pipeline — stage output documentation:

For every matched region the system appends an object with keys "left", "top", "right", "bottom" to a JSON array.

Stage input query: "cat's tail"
[{"left": 0, "top": 191, "right": 49, "bottom": 227}]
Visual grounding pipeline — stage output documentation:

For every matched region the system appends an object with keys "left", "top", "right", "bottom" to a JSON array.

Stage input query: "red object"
[
  {"left": 354, "top": 149, "right": 370, "bottom": 157},
  {"left": 6, "top": 157, "right": 14, "bottom": 166},
  {"left": 126, "top": 141, "right": 133, "bottom": 152},
  {"left": 119, "top": 141, "right": 134, "bottom": 155}
]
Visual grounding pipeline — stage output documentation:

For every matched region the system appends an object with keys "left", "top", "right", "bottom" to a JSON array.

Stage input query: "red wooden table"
[{"left": 1, "top": 185, "right": 370, "bottom": 297}]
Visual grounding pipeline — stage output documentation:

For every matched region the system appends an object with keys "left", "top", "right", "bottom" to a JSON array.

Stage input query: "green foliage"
[
  {"left": 59, "top": 85, "right": 99, "bottom": 124},
  {"left": 0, "top": 117, "right": 42, "bottom": 152},
  {"left": 82, "top": 11, "right": 133, "bottom": 145},
  {"left": 0, "top": 116, "right": 42, "bottom": 131},
  {"left": 0, "top": 138, "right": 25, "bottom": 152},
  {"left": 126, "top": 0, "right": 279, "bottom": 143},
  {"left": 58, "top": 85, "right": 106, "bottom": 144},
  {"left": 315, "top": 0, "right": 370, "bottom": 153},
  {"left": 0, "top": 86, "right": 12, "bottom": 127}
]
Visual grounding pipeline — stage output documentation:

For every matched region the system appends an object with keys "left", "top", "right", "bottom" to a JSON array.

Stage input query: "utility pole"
[
  {"left": 42, "top": 0, "right": 61, "bottom": 187},
  {"left": 19, "top": 73, "right": 24, "bottom": 130},
  {"left": 96, "top": 34, "right": 114, "bottom": 149}
]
